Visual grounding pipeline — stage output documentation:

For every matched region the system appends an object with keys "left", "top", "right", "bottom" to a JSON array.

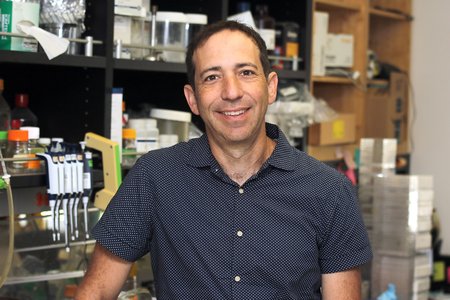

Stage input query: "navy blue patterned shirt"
[{"left": 92, "top": 123, "right": 372, "bottom": 299}]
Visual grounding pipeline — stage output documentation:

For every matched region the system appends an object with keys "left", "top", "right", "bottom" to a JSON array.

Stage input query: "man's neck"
[{"left": 209, "top": 134, "right": 276, "bottom": 186}]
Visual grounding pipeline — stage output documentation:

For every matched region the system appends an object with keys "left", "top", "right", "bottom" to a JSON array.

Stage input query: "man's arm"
[
  {"left": 321, "top": 267, "right": 361, "bottom": 300},
  {"left": 75, "top": 243, "right": 133, "bottom": 300}
]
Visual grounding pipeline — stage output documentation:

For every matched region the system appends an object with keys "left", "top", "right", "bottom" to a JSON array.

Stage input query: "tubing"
[{"left": 0, "top": 174, "right": 14, "bottom": 288}]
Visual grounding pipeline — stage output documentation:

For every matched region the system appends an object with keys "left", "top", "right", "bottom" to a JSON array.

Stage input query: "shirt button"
[
  {"left": 234, "top": 275, "right": 241, "bottom": 282},
  {"left": 238, "top": 188, "right": 244, "bottom": 194},
  {"left": 237, "top": 230, "right": 243, "bottom": 237}
]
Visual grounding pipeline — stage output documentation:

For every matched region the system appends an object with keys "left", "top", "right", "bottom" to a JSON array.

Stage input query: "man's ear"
[
  {"left": 267, "top": 71, "right": 278, "bottom": 105},
  {"left": 184, "top": 84, "right": 200, "bottom": 116}
]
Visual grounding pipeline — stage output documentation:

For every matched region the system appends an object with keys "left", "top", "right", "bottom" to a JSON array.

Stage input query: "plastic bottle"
[
  {"left": 0, "top": 131, "right": 7, "bottom": 156},
  {"left": 38, "top": 137, "right": 51, "bottom": 151},
  {"left": 11, "top": 93, "right": 38, "bottom": 127},
  {"left": 254, "top": 4, "right": 276, "bottom": 51},
  {"left": 6, "top": 129, "right": 29, "bottom": 174},
  {"left": 21, "top": 126, "right": 45, "bottom": 172},
  {"left": 122, "top": 128, "right": 137, "bottom": 168},
  {"left": 0, "top": 79, "right": 11, "bottom": 131}
]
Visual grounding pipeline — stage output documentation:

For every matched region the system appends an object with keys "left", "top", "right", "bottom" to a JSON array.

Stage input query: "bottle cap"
[
  {"left": 10, "top": 119, "right": 22, "bottom": 129},
  {"left": 20, "top": 126, "right": 40, "bottom": 139},
  {"left": 15, "top": 94, "right": 29, "bottom": 108},
  {"left": 122, "top": 128, "right": 137, "bottom": 139},
  {"left": 0, "top": 131, "right": 7, "bottom": 140},
  {"left": 8, "top": 129, "right": 28, "bottom": 142},
  {"left": 39, "top": 137, "right": 51, "bottom": 146}
]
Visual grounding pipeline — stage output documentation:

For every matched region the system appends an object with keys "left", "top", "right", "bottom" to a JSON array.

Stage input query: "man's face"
[{"left": 184, "top": 29, "right": 278, "bottom": 146}]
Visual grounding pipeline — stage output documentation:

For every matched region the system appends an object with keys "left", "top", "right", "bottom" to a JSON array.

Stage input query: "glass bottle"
[
  {"left": 254, "top": 4, "right": 276, "bottom": 51},
  {"left": 21, "top": 126, "right": 45, "bottom": 172},
  {"left": 236, "top": 1, "right": 251, "bottom": 13},
  {"left": 11, "top": 93, "right": 38, "bottom": 127},
  {"left": 6, "top": 129, "right": 29, "bottom": 174},
  {"left": 0, "top": 79, "right": 11, "bottom": 131},
  {"left": 10, "top": 119, "right": 21, "bottom": 129}
]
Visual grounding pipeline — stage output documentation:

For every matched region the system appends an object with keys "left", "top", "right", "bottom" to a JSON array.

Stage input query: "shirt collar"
[{"left": 185, "top": 123, "right": 296, "bottom": 171}]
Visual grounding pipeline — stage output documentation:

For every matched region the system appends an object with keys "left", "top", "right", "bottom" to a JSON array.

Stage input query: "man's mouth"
[{"left": 222, "top": 109, "right": 247, "bottom": 116}]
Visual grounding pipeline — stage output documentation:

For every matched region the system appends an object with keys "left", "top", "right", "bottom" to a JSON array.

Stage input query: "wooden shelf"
[
  {"left": 369, "top": 7, "right": 412, "bottom": 21},
  {"left": 315, "top": 0, "right": 361, "bottom": 11},
  {"left": 313, "top": 76, "right": 354, "bottom": 84},
  {"left": 307, "top": 143, "right": 359, "bottom": 162}
]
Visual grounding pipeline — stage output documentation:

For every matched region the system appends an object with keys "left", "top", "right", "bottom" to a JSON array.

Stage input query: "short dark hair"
[{"left": 185, "top": 20, "right": 271, "bottom": 89}]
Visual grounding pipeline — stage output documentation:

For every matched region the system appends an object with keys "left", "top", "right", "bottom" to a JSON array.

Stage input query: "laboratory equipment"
[{"left": 84, "top": 132, "right": 122, "bottom": 210}]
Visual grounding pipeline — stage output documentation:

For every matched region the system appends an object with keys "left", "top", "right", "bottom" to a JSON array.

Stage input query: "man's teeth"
[{"left": 223, "top": 110, "right": 245, "bottom": 116}]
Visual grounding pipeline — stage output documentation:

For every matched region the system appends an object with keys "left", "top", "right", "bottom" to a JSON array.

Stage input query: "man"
[{"left": 75, "top": 20, "right": 371, "bottom": 299}]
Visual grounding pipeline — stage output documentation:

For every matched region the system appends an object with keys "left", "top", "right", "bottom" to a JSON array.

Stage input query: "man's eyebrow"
[
  {"left": 199, "top": 66, "right": 221, "bottom": 78},
  {"left": 199, "top": 63, "right": 259, "bottom": 78},
  {"left": 236, "top": 62, "right": 258, "bottom": 69}
]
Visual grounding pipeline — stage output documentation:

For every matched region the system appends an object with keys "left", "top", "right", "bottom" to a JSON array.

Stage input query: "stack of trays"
[
  {"left": 370, "top": 175, "right": 434, "bottom": 300},
  {"left": 358, "top": 138, "right": 397, "bottom": 231}
]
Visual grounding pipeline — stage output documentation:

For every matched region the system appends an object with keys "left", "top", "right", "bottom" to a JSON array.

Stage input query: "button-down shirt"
[{"left": 93, "top": 123, "right": 372, "bottom": 299}]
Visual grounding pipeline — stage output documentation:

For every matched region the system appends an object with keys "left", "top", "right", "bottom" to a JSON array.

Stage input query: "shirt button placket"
[{"left": 234, "top": 186, "right": 245, "bottom": 287}]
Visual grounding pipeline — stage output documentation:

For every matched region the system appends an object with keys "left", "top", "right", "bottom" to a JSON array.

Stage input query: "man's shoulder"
[{"left": 291, "top": 148, "right": 343, "bottom": 179}]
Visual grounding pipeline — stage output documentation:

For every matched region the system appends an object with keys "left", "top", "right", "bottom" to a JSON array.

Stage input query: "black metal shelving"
[{"left": 0, "top": 0, "right": 312, "bottom": 141}]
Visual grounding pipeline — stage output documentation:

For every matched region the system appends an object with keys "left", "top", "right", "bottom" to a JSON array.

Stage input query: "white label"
[{"left": 258, "top": 28, "right": 276, "bottom": 50}]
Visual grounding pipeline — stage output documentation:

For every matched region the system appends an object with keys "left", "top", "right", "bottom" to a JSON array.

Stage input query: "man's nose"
[{"left": 221, "top": 75, "right": 243, "bottom": 101}]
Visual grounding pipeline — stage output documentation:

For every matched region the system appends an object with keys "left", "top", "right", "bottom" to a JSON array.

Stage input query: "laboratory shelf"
[
  {"left": 0, "top": 50, "right": 107, "bottom": 69},
  {"left": 4, "top": 271, "right": 85, "bottom": 285},
  {"left": 9, "top": 173, "right": 47, "bottom": 188},
  {"left": 113, "top": 59, "right": 187, "bottom": 73},
  {"left": 113, "top": 58, "right": 307, "bottom": 80}
]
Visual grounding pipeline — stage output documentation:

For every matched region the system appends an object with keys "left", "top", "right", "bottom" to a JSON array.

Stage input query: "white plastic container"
[
  {"left": 128, "top": 118, "right": 159, "bottom": 152},
  {"left": 184, "top": 13, "right": 207, "bottom": 47},
  {"left": 155, "top": 11, "right": 187, "bottom": 62},
  {"left": 150, "top": 109, "right": 192, "bottom": 143}
]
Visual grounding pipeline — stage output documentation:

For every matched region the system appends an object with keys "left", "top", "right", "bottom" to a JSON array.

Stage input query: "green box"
[{"left": 0, "top": 1, "right": 40, "bottom": 52}]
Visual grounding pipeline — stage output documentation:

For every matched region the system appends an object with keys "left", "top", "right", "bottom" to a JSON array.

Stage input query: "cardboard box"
[
  {"left": 364, "top": 72, "right": 408, "bottom": 142},
  {"left": 309, "top": 113, "right": 356, "bottom": 146},
  {"left": 324, "top": 33, "right": 354, "bottom": 68}
]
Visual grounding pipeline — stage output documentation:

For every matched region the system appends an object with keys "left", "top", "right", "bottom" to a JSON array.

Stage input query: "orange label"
[
  {"left": 286, "top": 42, "right": 299, "bottom": 57},
  {"left": 27, "top": 154, "right": 41, "bottom": 170}
]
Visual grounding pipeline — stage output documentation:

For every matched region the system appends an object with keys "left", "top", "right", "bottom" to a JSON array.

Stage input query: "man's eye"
[
  {"left": 241, "top": 70, "right": 255, "bottom": 76},
  {"left": 205, "top": 75, "right": 218, "bottom": 81}
]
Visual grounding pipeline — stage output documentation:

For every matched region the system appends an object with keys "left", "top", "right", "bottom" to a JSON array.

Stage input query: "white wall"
[{"left": 411, "top": 0, "right": 450, "bottom": 255}]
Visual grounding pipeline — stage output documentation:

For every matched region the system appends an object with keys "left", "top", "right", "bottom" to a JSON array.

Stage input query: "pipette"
[
  {"left": 51, "top": 138, "right": 65, "bottom": 241},
  {"left": 80, "top": 141, "right": 92, "bottom": 239},
  {"left": 73, "top": 143, "right": 84, "bottom": 239},
  {"left": 36, "top": 152, "right": 59, "bottom": 241},
  {"left": 62, "top": 143, "right": 72, "bottom": 251},
  {"left": 69, "top": 144, "right": 78, "bottom": 241}
]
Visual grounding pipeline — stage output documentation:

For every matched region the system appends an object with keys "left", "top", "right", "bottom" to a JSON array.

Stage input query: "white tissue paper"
[{"left": 17, "top": 22, "right": 69, "bottom": 60}]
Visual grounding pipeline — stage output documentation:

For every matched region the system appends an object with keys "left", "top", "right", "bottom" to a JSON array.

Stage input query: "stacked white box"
[
  {"left": 358, "top": 138, "right": 397, "bottom": 230},
  {"left": 371, "top": 175, "right": 434, "bottom": 300}
]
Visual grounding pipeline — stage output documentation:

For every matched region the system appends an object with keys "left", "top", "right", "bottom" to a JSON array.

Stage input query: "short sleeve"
[
  {"left": 319, "top": 176, "right": 372, "bottom": 273},
  {"left": 91, "top": 159, "right": 154, "bottom": 262}
]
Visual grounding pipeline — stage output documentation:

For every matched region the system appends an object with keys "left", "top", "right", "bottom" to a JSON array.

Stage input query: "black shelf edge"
[
  {"left": 113, "top": 59, "right": 187, "bottom": 73},
  {"left": 0, "top": 50, "right": 107, "bottom": 69},
  {"left": 275, "top": 69, "right": 307, "bottom": 80},
  {"left": 10, "top": 173, "right": 46, "bottom": 188}
]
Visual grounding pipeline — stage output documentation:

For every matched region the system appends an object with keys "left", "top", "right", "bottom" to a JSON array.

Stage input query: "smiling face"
[{"left": 184, "top": 29, "right": 278, "bottom": 148}]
